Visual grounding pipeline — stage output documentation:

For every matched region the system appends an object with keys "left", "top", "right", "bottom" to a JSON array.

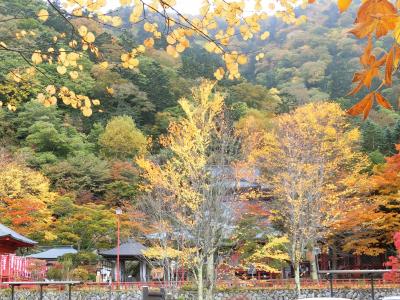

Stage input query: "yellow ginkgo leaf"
[
  {"left": 92, "top": 99, "right": 101, "bottom": 105},
  {"left": 106, "top": 86, "right": 114, "bottom": 95},
  {"left": 261, "top": 31, "right": 270, "bottom": 40},
  {"left": 166, "top": 35, "right": 176, "bottom": 44},
  {"left": 144, "top": 38, "right": 155, "bottom": 48},
  {"left": 237, "top": 55, "right": 248, "bottom": 65},
  {"left": 85, "top": 32, "right": 95, "bottom": 43},
  {"left": 100, "top": 61, "right": 109, "bottom": 69},
  {"left": 214, "top": 67, "right": 225, "bottom": 80},
  {"left": 78, "top": 25, "right": 88, "bottom": 37},
  {"left": 57, "top": 65, "right": 67, "bottom": 75},
  {"left": 176, "top": 43, "right": 185, "bottom": 53},
  {"left": 31, "top": 51, "right": 43, "bottom": 64},
  {"left": 338, "top": 0, "right": 352, "bottom": 12},
  {"left": 69, "top": 71, "right": 79, "bottom": 80},
  {"left": 45, "top": 85, "right": 56, "bottom": 95},
  {"left": 37, "top": 9, "right": 49, "bottom": 22},
  {"left": 82, "top": 107, "right": 92, "bottom": 117},
  {"left": 137, "top": 45, "right": 146, "bottom": 53}
]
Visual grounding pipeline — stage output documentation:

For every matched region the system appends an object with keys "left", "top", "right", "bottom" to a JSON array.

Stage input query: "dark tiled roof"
[
  {"left": 28, "top": 246, "right": 77, "bottom": 259},
  {"left": 99, "top": 239, "right": 147, "bottom": 257},
  {"left": 0, "top": 223, "right": 37, "bottom": 245}
]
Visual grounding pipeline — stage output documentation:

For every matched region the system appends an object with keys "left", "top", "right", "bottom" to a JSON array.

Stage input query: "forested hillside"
[{"left": 0, "top": 0, "right": 400, "bottom": 257}]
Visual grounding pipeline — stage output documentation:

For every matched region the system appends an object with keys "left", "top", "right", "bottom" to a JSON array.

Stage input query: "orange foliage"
[{"left": 329, "top": 0, "right": 400, "bottom": 117}]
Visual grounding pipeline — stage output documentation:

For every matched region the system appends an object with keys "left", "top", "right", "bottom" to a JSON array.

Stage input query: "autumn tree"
[
  {"left": 99, "top": 115, "right": 147, "bottom": 159},
  {"left": 137, "top": 81, "right": 239, "bottom": 300},
  {"left": 239, "top": 102, "right": 368, "bottom": 293},
  {"left": 336, "top": 144, "right": 400, "bottom": 255},
  {"left": 234, "top": 201, "right": 290, "bottom": 274},
  {"left": 0, "top": 149, "right": 55, "bottom": 242},
  {"left": 49, "top": 196, "right": 117, "bottom": 250}
]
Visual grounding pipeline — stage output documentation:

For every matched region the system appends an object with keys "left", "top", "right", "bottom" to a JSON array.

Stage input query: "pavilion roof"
[
  {"left": 99, "top": 239, "right": 147, "bottom": 258},
  {"left": 28, "top": 246, "right": 77, "bottom": 260},
  {"left": 0, "top": 223, "right": 37, "bottom": 246}
]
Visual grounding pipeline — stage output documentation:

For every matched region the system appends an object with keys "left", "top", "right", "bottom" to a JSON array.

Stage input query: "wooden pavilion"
[{"left": 99, "top": 239, "right": 149, "bottom": 282}]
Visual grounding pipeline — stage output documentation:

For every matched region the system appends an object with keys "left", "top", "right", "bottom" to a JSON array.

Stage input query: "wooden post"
[
  {"left": 39, "top": 284, "right": 43, "bottom": 300},
  {"left": 10, "top": 284, "right": 14, "bottom": 300},
  {"left": 68, "top": 284, "right": 72, "bottom": 300},
  {"left": 329, "top": 273, "right": 334, "bottom": 297},
  {"left": 370, "top": 273, "right": 375, "bottom": 300}
]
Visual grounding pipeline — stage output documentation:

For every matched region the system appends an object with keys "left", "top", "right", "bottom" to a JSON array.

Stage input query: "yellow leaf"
[
  {"left": 205, "top": 42, "right": 216, "bottom": 52},
  {"left": 31, "top": 51, "right": 42, "bottom": 64},
  {"left": 120, "top": 0, "right": 132, "bottom": 5},
  {"left": 78, "top": 25, "right": 88, "bottom": 37},
  {"left": 82, "top": 107, "right": 92, "bottom": 117},
  {"left": 106, "top": 86, "right": 114, "bottom": 95},
  {"left": 214, "top": 67, "right": 225, "bottom": 80},
  {"left": 45, "top": 85, "right": 56, "bottom": 95},
  {"left": 137, "top": 45, "right": 146, "bottom": 53},
  {"left": 100, "top": 61, "right": 109, "bottom": 69},
  {"left": 176, "top": 43, "right": 185, "bottom": 53},
  {"left": 57, "top": 65, "right": 67, "bottom": 75},
  {"left": 261, "top": 31, "right": 270, "bottom": 40},
  {"left": 92, "top": 99, "right": 101, "bottom": 105},
  {"left": 237, "top": 54, "right": 248, "bottom": 65},
  {"left": 144, "top": 38, "right": 154, "bottom": 48},
  {"left": 338, "top": 0, "right": 352, "bottom": 12},
  {"left": 167, "top": 35, "right": 176, "bottom": 44},
  {"left": 85, "top": 32, "right": 95, "bottom": 43},
  {"left": 69, "top": 71, "right": 79, "bottom": 80},
  {"left": 37, "top": 9, "right": 49, "bottom": 22}
]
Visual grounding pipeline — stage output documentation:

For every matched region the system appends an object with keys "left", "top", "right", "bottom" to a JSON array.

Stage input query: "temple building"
[{"left": 0, "top": 223, "right": 37, "bottom": 255}]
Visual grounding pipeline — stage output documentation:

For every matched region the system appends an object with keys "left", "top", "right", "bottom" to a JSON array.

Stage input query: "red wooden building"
[{"left": 0, "top": 223, "right": 37, "bottom": 254}]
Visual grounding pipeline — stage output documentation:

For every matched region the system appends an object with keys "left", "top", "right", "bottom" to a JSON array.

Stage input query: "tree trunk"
[
  {"left": 294, "top": 261, "right": 301, "bottom": 297},
  {"left": 197, "top": 263, "right": 203, "bottom": 300},
  {"left": 205, "top": 252, "right": 214, "bottom": 300},
  {"left": 332, "top": 244, "right": 338, "bottom": 271},
  {"left": 310, "top": 251, "right": 319, "bottom": 281}
]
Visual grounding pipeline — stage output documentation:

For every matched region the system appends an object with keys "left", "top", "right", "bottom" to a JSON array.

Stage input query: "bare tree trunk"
[
  {"left": 197, "top": 263, "right": 204, "bottom": 300},
  {"left": 205, "top": 252, "right": 214, "bottom": 300},
  {"left": 310, "top": 251, "right": 319, "bottom": 281},
  {"left": 332, "top": 244, "right": 338, "bottom": 270},
  {"left": 294, "top": 261, "right": 301, "bottom": 297}
]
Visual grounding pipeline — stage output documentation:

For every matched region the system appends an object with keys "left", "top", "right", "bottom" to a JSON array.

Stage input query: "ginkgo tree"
[
  {"left": 137, "top": 81, "right": 240, "bottom": 300},
  {"left": 238, "top": 102, "right": 369, "bottom": 293}
]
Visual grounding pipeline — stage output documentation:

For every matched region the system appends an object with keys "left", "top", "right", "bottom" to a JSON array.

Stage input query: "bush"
[
  {"left": 71, "top": 267, "right": 89, "bottom": 281},
  {"left": 47, "top": 266, "right": 62, "bottom": 280}
]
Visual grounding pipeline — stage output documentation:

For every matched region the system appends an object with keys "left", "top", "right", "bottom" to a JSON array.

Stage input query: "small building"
[
  {"left": 0, "top": 223, "right": 37, "bottom": 255},
  {"left": 28, "top": 246, "right": 77, "bottom": 265},
  {"left": 99, "top": 239, "right": 149, "bottom": 282}
]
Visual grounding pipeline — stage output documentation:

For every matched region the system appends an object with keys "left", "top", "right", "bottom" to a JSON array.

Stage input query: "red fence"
[{"left": 0, "top": 254, "right": 47, "bottom": 282}]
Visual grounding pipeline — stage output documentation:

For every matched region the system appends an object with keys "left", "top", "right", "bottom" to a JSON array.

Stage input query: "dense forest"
[{"left": 1, "top": 0, "right": 400, "bottom": 283}]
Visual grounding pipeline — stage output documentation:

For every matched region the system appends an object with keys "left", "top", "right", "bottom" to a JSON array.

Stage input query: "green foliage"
[{"left": 44, "top": 152, "right": 110, "bottom": 197}]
